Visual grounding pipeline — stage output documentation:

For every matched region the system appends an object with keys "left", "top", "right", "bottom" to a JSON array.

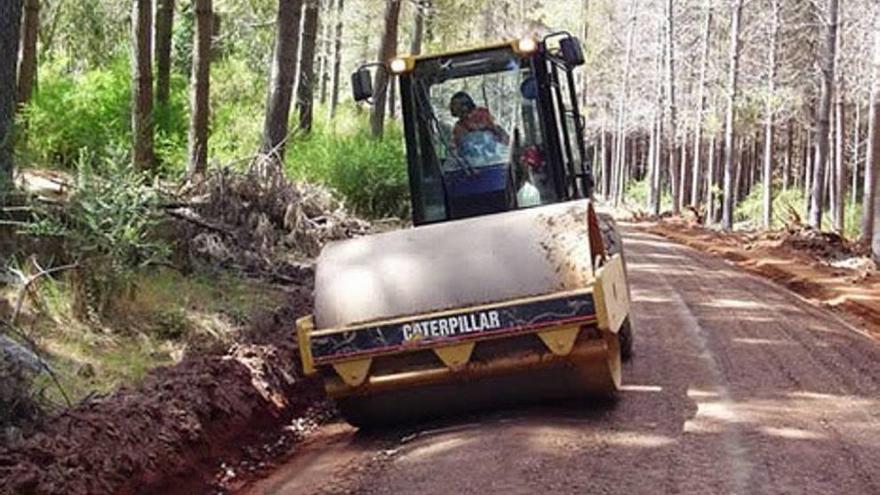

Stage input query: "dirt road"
[{"left": 243, "top": 227, "right": 880, "bottom": 495}]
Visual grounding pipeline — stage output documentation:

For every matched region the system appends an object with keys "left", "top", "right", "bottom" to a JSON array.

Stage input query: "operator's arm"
[{"left": 473, "top": 108, "right": 509, "bottom": 144}]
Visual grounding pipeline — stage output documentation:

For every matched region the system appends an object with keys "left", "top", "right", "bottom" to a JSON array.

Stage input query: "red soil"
[
  {"left": 638, "top": 219, "right": 880, "bottom": 339},
  {"left": 0, "top": 287, "right": 330, "bottom": 495}
]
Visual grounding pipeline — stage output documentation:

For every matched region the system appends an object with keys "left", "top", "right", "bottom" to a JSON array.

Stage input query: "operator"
[{"left": 448, "top": 92, "right": 510, "bottom": 149}]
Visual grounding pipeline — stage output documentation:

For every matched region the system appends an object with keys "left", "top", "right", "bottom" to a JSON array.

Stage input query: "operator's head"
[{"left": 449, "top": 92, "right": 476, "bottom": 119}]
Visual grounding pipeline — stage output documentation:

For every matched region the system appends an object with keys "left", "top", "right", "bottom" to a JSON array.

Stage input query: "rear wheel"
[{"left": 597, "top": 214, "right": 635, "bottom": 362}]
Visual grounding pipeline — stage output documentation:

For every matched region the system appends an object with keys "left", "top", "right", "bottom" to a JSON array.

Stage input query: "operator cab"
[{"left": 352, "top": 34, "right": 591, "bottom": 226}]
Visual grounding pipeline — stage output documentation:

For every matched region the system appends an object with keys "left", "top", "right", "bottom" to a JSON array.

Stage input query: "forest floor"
[
  {"left": 637, "top": 218, "right": 880, "bottom": 339},
  {"left": 0, "top": 279, "right": 334, "bottom": 495},
  {"left": 0, "top": 169, "right": 369, "bottom": 495}
]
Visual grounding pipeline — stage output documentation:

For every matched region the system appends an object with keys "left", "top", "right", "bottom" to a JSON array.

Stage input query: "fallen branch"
[
  {"left": 165, "top": 208, "right": 235, "bottom": 237},
  {"left": 10, "top": 261, "right": 79, "bottom": 326}
]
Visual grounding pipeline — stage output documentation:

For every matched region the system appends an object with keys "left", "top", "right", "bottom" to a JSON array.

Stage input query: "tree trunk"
[
  {"left": 664, "top": 0, "right": 680, "bottom": 215},
  {"left": 733, "top": 137, "right": 743, "bottom": 206},
  {"left": 805, "top": 127, "right": 813, "bottom": 216},
  {"left": 296, "top": 0, "right": 320, "bottom": 133},
  {"left": 318, "top": 0, "right": 333, "bottom": 104},
  {"left": 16, "top": 0, "right": 38, "bottom": 108},
  {"left": 612, "top": 0, "right": 637, "bottom": 206},
  {"left": 650, "top": 15, "right": 665, "bottom": 216},
  {"left": 706, "top": 133, "right": 716, "bottom": 223},
  {"left": 691, "top": 0, "right": 712, "bottom": 207},
  {"left": 762, "top": 0, "right": 780, "bottom": 228},
  {"left": 833, "top": 82, "right": 845, "bottom": 233},
  {"left": 600, "top": 123, "right": 608, "bottom": 196},
  {"left": 328, "top": 0, "right": 344, "bottom": 120},
  {"left": 852, "top": 103, "right": 861, "bottom": 205},
  {"left": 809, "top": 0, "right": 839, "bottom": 230},
  {"left": 679, "top": 136, "right": 688, "bottom": 209},
  {"left": 260, "top": 0, "right": 304, "bottom": 163},
  {"left": 131, "top": 0, "right": 155, "bottom": 172},
  {"left": 783, "top": 120, "right": 793, "bottom": 191},
  {"left": 1, "top": 0, "right": 23, "bottom": 194},
  {"left": 411, "top": 0, "right": 426, "bottom": 55},
  {"left": 600, "top": 107, "right": 609, "bottom": 196},
  {"left": 369, "top": 0, "right": 402, "bottom": 139},
  {"left": 154, "top": 0, "right": 174, "bottom": 106},
  {"left": 187, "top": 0, "right": 211, "bottom": 177},
  {"left": 721, "top": 0, "right": 745, "bottom": 230},
  {"left": 647, "top": 118, "right": 657, "bottom": 208},
  {"left": 580, "top": 0, "right": 590, "bottom": 109},
  {"left": 651, "top": 114, "right": 663, "bottom": 215},
  {"left": 867, "top": 17, "right": 880, "bottom": 249},
  {"left": 795, "top": 129, "right": 810, "bottom": 191}
]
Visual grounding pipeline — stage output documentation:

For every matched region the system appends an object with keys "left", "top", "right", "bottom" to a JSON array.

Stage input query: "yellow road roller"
[{"left": 297, "top": 33, "right": 634, "bottom": 426}]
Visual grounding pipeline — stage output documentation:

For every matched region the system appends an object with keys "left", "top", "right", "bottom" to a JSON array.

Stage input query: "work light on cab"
[
  {"left": 517, "top": 36, "right": 538, "bottom": 54},
  {"left": 390, "top": 57, "right": 409, "bottom": 74}
]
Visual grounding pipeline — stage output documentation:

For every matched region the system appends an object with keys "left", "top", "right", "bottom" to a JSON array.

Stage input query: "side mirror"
[
  {"left": 351, "top": 68, "right": 373, "bottom": 102},
  {"left": 560, "top": 37, "right": 585, "bottom": 66}
]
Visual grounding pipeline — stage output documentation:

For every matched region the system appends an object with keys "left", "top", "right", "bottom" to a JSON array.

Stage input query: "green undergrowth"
[
  {"left": 284, "top": 108, "right": 409, "bottom": 219},
  {"left": 20, "top": 57, "right": 189, "bottom": 175},
  {"left": 4, "top": 267, "right": 286, "bottom": 405},
  {"left": 623, "top": 178, "right": 674, "bottom": 213},
  {"left": 17, "top": 55, "right": 409, "bottom": 219},
  {"left": 735, "top": 186, "right": 862, "bottom": 239}
]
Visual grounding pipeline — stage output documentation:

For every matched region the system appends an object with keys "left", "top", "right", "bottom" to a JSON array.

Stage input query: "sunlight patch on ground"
[
  {"left": 623, "top": 237, "right": 675, "bottom": 249},
  {"left": 405, "top": 437, "right": 470, "bottom": 460},
  {"left": 603, "top": 431, "right": 676, "bottom": 449},
  {"left": 684, "top": 388, "right": 736, "bottom": 435},
  {"left": 702, "top": 298, "right": 772, "bottom": 310},
  {"left": 683, "top": 388, "right": 877, "bottom": 447},
  {"left": 641, "top": 253, "right": 691, "bottom": 261},
  {"left": 626, "top": 262, "right": 691, "bottom": 274},
  {"left": 731, "top": 337, "right": 796, "bottom": 346},
  {"left": 630, "top": 294, "right": 675, "bottom": 304},
  {"left": 621, "top": 384, "right": 663, "bottom": 393},
  {"left": 760, "top": 426, "right": 825, "bottom": 440},
  {"left": 522, "top": 426, "right": 676, "bottom": 453},
  {"left": 687, "top": 388, "right": 722, "bottom": 399}
]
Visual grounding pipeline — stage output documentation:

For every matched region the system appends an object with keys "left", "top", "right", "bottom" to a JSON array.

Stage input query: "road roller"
[{"left": 296, "top": 33, "right": 634, "bottom": 426}]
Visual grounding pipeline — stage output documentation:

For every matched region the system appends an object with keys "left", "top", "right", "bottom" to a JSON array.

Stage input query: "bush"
[
  {"left": 734, "top": 185, "right": 861, "bottom": 239},
  {"left": 210, "top": 58, "right": 267, "bottom": 165},
  {"left": 21, "top": 58, "right": 188, "bottom": 174},
  {"left": 284, "top": 109, "right": 410, "bottom": 219},
  {"left": 623, "top": 179, "right": 674, "bottom": 213},
  {"left": 25, "top": 163, "right": 170, "bottom": 319},
  {"left": 21, "top": 55, "right": 409, "bottom": 219}
]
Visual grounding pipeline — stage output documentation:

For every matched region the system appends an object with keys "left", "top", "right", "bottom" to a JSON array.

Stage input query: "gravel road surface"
[{"left": 244, "top": 227, "right": 880, "bottom": 495}]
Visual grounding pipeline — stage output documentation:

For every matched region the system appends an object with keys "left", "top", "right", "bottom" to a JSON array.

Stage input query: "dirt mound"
[
  {"left": 757, "top": 226, "right": 859, "bottom": 261},
  {"left": 170, "top": 168, "right": 370, "bottom": 281},
  {"left": 643, "top": 217, "right": 865, "bottom": 265},
  {"left": 639, "top": 219, "right": 880, "bottom": 338},
  {"left": 0, "top": 289, "right": 330, "bottom": 495}
]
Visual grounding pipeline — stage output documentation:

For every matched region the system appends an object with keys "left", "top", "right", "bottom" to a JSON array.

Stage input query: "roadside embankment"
[{"left": 636, "top": 218, "right": 880, "bottom": 339}]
